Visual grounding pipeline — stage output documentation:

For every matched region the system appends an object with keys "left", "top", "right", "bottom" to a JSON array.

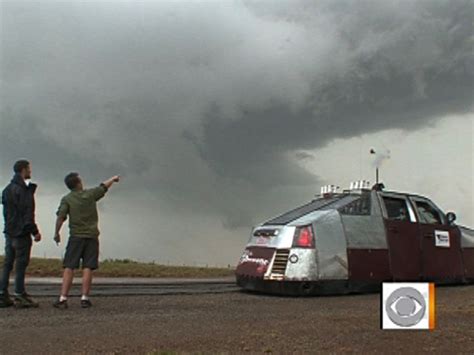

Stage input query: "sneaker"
[
  {"left": 53, "top": 299, "right": 68, "bottom": 309},
  {"left": 0, "top": 292, "right": 14, "bottom": 308},
  {"left": 14, "top": 293, "right": 39, "bottom": 309},
  {"left": 81, "top": 299, "right": 92, "bottom": 308}
]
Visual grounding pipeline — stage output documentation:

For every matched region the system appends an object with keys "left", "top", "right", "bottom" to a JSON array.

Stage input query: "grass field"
[{"left": 0, "top": 256, "right": 235, "bottom": 278}]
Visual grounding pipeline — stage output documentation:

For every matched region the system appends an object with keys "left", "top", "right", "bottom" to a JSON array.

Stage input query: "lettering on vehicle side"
[{"left": 238, "top": 250, "right": 270, "bottom": 266}]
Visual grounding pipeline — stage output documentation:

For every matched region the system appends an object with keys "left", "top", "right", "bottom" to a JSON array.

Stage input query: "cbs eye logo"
[{"left": 381, "top": 283, "right": 435, "bottom": 330}]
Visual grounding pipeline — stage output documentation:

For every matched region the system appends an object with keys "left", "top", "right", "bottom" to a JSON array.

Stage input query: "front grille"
[{"left": 271, "top": 249, "right": 290, "bottom": 275}]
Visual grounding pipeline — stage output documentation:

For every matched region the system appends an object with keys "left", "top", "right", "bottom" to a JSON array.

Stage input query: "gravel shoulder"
[{"left": 1, "top": 285, "right": 474, "bottom": 354}]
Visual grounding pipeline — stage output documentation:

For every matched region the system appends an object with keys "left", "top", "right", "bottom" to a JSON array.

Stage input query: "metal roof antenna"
[
  {"left": 370, "top": 148, "right": 390, "bottom": 184},
  {"left": 369, "top": 149, "right": 388, "bottom": 191},
  {"left": 370, "top": 148, "right": 378, "bottom": 184}
]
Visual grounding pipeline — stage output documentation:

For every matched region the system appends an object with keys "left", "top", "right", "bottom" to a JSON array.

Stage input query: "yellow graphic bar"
[{"left": 429, "top": 283, "right": 436, "bottom": 330}]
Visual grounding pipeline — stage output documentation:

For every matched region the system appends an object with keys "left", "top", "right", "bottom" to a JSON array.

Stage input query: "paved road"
[
  {"left": 2, "top": 282, "right": 474, "bottom": 353},
  {"left": 26, "top": 277, "right": 239, "bottom": 296}
]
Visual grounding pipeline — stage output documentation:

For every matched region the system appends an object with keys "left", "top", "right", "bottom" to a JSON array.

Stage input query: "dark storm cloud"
[
  {"left": 196, "top": 0, "right": 473, "bottom": 182},
  {"left": 1, "top": 0, "right": 472, "bottom": 229}
]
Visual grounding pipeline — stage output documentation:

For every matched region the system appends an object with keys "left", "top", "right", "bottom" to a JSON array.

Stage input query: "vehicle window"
[
  {"left": 339, "top": 194, "right": 371, "bottom": 215},
  {"left": 414, "top": 200, "right": 443, "bottom": 225},
  {"left": 264, "top": 195, "right": 347, "bottom": 225},
  {"left": 382, "top": 197, "right": 410, "bottom": 221}
]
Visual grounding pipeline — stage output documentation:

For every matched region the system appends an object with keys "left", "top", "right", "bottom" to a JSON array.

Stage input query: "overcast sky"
[{"left": 1, "top": 0, "right": 472, "bottom": 266}]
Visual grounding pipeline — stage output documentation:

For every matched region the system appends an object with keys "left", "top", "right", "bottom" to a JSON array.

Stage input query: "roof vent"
[
  {"left": 320, "top": 185, "right": 339, "bottom": 194},
  {"left": 349, "top": 180, "right": 371, "bottom": 190}
]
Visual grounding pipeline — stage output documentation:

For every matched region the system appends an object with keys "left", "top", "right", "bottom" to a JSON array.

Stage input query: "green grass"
[{"left": 0, "top": 256, "right": 235, "bottom": 278}]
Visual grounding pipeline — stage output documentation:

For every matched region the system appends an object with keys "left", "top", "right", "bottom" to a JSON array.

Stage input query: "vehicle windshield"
[{"left": 264, "top": 194, "right": 358, "bottom": 225}]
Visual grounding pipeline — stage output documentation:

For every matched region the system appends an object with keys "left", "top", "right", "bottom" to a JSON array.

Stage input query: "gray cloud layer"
[{"left": 1, "top": 0, "right": 473, "bottom": 231}]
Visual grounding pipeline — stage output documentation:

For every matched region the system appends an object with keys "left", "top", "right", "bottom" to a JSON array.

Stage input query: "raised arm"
[{"left": 102, "top": 175, "right": 120, "bottom": 189}]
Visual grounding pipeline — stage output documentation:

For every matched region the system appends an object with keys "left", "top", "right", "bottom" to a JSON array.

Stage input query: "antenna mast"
[{"left": 370, "top": 148, "right": 379, "bottom": 184}]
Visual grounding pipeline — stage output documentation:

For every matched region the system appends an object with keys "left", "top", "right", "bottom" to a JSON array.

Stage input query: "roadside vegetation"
[{"left": 0, "top": 256, "right": 235, "bottom": 278}]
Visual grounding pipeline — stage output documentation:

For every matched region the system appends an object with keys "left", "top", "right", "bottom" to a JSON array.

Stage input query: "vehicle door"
[
  {"left": 410, "top": 197, "right": 464, "bottom": 281},
  {"left": 380, "top": 193, "right": 421, "bottom": 280}
]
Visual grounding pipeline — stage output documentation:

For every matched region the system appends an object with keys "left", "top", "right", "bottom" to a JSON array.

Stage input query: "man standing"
[
  {"left": 53, "top": 173, "right": 119, "bottom": 309},
  {"left": 0, "top": 160, "right": 42, "bottom": 308}
]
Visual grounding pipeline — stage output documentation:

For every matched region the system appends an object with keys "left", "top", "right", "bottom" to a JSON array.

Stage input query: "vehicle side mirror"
[{"left": 446, "top": 212, "right": 456, "bottom": 225}]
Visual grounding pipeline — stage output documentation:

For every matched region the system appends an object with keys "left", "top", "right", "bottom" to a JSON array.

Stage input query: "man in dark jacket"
[{"left": 0, "top": 160, "right": 42, "bottom": 308}]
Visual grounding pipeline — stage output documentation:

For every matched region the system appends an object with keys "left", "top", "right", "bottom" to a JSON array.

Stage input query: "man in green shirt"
[{"left": 53, "top": 173, "right": 120, "bottom": 309}]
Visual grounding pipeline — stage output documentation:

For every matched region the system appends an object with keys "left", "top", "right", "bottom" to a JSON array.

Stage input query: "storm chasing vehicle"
[{"left": 235, "top": 182, "right": 474, "bottom": 295}]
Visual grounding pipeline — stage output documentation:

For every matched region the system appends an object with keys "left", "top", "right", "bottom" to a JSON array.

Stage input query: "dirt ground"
[{"left": 1, "top": 285, "right": 474, "bottom": 354}]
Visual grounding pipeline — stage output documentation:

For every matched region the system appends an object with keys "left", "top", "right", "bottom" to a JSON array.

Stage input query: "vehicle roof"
[
  {"left": 262, "top": 188, "right": 440, "bottom": 226},
  {"left": 263, "top": 193, "right": 361, "bottom": 226}
]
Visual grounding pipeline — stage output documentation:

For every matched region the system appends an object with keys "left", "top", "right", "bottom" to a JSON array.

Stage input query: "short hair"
[
  {"left": 64, "top": 172, "right": 81, "bottom": 190},
  {"left": 13, "top": 160, "right": 30, "bottom": 174}
]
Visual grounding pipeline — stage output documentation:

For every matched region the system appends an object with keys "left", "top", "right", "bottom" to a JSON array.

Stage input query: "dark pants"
[{"left": 0, "top": 236, "right": 32, "bottom": 295}]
